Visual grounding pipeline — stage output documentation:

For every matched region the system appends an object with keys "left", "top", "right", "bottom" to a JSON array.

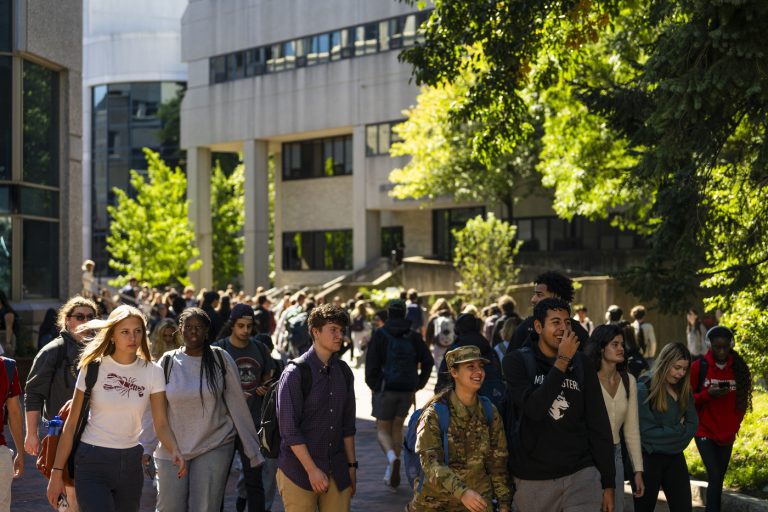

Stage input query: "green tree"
[
  {"left": 389, "top": 52, "right": 539, "bottom": 215},
  {"left": 401, "top": 0, "right": 768, "bottom": 375},
  {"left": 107, "top": 149, "right": 201, "bottom": 287},
  {"left": 211, "top": 161, "right": 245, "bottom": 288},
  {"left": 452, "top": 214, "right": 521, "bottom": 305}
]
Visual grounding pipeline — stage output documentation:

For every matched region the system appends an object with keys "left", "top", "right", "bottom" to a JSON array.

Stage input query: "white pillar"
[
  {"left": 243, "top": 140, "right": 270, "bottom": 293},
  {"left": 187, "top": 147, "right": 213, "bottom": 289},
  {"left": 352, "top": 124, "right": 379, "bottom": 269}
]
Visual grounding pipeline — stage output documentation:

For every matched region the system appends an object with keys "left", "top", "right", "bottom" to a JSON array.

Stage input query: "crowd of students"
[{"left": 0, "top": 268, "right": 756, "bottom": 512}]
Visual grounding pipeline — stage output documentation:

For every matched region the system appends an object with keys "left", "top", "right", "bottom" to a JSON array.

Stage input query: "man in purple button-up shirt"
[{"left": 276, "top": 304, "right": 357, "bottom": 512}]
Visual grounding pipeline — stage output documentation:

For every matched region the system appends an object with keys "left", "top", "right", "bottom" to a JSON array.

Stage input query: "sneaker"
[
  {"left": 383, "top": 462, "right": 392, "bottom": 485},
  {"left": 390, "top": 458, "right": 401, "bottom": 488}
]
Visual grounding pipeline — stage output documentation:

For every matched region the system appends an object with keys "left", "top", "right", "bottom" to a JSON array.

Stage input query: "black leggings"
[
  {"left": 695, "top": 437, "right": 733, "bottom": 512},
  {"left": 633, "top": 451, "right": 692, "bottom": 512}
]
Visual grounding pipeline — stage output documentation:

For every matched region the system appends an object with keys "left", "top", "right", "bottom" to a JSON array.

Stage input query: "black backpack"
[
  {"left": 380, "top": 329, "right": 419, "bottom": 392},
  {"left": 636, "top": 322, "right": 647, "bottom": 354},
  {"left": 286, "top": 313, "right": 312, "bottom": 356},
  {"left": 259, "top": 357, "right": 353, "bottom": 458}
]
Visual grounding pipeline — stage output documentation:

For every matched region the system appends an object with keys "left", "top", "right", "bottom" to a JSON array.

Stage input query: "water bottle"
[{"left": 47, "top": 416, "right": 64, "bottom": 436}]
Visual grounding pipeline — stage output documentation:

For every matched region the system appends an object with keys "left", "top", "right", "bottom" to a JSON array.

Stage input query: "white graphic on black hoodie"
[{"left": 548, "top": 392, "right": 570, "bottom": 420}]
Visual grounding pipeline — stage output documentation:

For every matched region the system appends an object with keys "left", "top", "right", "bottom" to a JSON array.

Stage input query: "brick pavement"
[{"left": 9, "top": 363, "right": 699, "bottom": 511}]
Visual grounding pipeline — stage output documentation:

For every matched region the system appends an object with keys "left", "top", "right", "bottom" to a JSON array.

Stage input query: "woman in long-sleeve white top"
[{"left": 586, "top": 324, "right": 645, "bottom": 512}]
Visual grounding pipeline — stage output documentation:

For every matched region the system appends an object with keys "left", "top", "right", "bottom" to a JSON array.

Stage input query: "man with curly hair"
[
  {"left": 276, "top": 304, "right": 357, "bottom": 512},
  {"left": 508, "top": 271, "right": 589, "bottom": 352}
]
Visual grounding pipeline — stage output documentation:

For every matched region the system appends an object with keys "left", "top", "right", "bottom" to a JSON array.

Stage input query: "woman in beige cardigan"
[{"left": 586, "top": 324, "right": 645, "bottom": 512}]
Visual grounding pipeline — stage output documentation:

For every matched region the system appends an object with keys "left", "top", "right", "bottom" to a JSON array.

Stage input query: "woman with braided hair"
[
  {"left": 689, "top": 326, "right": 753, "bottom": 512},
  {"left": 142, "top": 307, "right": 263, "bottom": 511}
]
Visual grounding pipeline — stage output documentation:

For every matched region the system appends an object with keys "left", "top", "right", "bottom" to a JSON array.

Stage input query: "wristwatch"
[{"left": 348, "top": 461, "right": 359, "bottom": 468}]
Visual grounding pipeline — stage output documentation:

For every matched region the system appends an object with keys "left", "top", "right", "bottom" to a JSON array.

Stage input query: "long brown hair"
[
  {"left": 77, "top": 305, "right": 152, "bottom": 368},
  {"left": 647, "top": 342, "right": 692, "bottom": 414}
]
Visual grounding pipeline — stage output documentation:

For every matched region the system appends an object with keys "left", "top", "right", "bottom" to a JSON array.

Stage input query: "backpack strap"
[
  {"left": 478, "top": 395, "right": 495, "bottom": 425},
  {"left": 296, "top": 361, "right": 313, "bottom": 399},
  {"left": 212, "top": 347, "right": 227, "bottom": 392},
  {"left": 619, "top": 370, "right": 630, "bottom": 400},
  {"left": 433, "top": 401, "right": 451, "bottom": 465},
  {"left": 52, "top": 338, "right": 71, "bottom": 389},
  {"left": 519, "top": 346, "right": 537, "bottom": 382},
  {"left": 162, "top": 350, "right": 177, "bottom": 385},
  {"left": 695, "top": 356, "right": 708, "bottom": 393},
  {"left": 2, "top": 358, "right": 15, "bottom": 397}
]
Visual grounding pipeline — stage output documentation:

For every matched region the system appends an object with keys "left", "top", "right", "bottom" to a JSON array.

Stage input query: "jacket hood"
[
  {"left": 454, "top": 332, "right": 493, "bottom": 356},
  {"left": 454, "top": 313, "right": 481, "bottom": 336},
  {"left": 384, "top": 317, "right": 413, "bottom": 337}
]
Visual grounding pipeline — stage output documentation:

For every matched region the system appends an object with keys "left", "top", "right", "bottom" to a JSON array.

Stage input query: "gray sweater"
[
  {"left": 141, "top": 347, "right": 264, "bottom": 468},
  {"left": 25, "top": 332, "right": 82, "bottom": 419}
]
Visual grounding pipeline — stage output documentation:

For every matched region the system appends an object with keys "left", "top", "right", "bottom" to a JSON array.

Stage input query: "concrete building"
[
  {"left": 1, "top": 0, "right": 83, "bottom": 306},
  {"left": 83, "top": 0, "right": 187, "bottom": 276},
  {"left": 180, "top": 0, "right": 647, "bottom": 292}
]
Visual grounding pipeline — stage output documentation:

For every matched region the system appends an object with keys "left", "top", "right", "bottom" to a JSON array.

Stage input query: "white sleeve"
[{"left": 149, "top": 361, "right": 166, "bottom": 395}]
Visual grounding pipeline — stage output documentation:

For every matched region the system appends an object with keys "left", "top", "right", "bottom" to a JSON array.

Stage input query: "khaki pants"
[{"left": 276, "top": 468, "right": 351, "bottom": 512}]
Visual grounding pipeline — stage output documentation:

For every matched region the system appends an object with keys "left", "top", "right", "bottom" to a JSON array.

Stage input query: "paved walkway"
[{"left": 9, "top": 362, "right": 700, "bottom": 511}]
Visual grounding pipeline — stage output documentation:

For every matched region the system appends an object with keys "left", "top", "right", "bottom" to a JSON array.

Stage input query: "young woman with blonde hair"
[
  {"left": 46, "top": 305, "right": 185, "bottom": 512},
  {"left": 634, "top": 342, "right": 698, "bottom": 512},
  {"left": 149, "top": 318, "right": 182, "bottom": 362}
]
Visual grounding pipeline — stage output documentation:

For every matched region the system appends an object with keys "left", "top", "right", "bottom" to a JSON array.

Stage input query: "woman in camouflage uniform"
[{"left": 408, "top": 346, "right": 510, "bottom": 512}]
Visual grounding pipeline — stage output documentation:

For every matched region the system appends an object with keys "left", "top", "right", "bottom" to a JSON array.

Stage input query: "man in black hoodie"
[
  {"left": 365, "top": 299, "right": 433, "bottom": 490},
  {"left": 504, "top": 298, "right": 615, "bottom": 512}
]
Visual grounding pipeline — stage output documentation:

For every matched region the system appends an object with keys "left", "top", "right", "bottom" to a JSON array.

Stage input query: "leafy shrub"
[{"left": 685, "top": 389, "right": 768, "bottom": 490}]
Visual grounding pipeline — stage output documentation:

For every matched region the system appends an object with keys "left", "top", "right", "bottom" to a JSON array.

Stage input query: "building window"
[
  {"left": 208, "top": 9, "right": 433, "bottom": 84},
  {"left": 23, "top": 61, "right": 59, "bottom": 186},
  {"left": 0, "top": 56, "right": 10, "bottom": 181},
  {"left": 22, "top": 219, "right": 58, "bottom": 298},
  {"left": 91, "top": 81, "right": 186, "bottom": 276},
  {"left": 0, "top": 0, "right": 9, "bottom": 53},
  {"left": 433, "top": 207, "right": 486, "bottom": 261},
  {"left": 366, "top": 120, "right": 404, "bottom": 156},
  {"left": 282, "top": 135, "right": 353, "bottom": 180},
  {"left": 283, "top": 230, "right": 353, "bottom": 271},
  {"left": 512, "top": 216, "right": 647, "bottom": 252},
  {"left": 381, "top": 226, "right": 404, "bottom": 258},
  {"left": 0, "top": 216, "right": 10, "bottom": 294}
]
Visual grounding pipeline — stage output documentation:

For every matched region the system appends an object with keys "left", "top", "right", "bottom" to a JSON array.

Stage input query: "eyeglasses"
[{"left": 68, "top": 314, "right": 95, "bottom": 322}]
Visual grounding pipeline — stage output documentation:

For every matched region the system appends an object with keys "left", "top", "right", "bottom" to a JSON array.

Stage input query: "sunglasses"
[{"left": 68, "top": 313, "right": 96, "bottom": 322}]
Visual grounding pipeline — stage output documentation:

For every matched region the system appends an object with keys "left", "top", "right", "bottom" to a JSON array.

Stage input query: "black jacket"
[
  {"left": 25, "top": 331, "right": 82, "bottom": 419},
  {"left": 503, "top": 341, "right": 615, "bottom": 488},
  {"left": 364, "top": 318, "right": 433, "bottom": 393},
  {"left": 253, "top": 305, "right": 273, "bottom": 335}
]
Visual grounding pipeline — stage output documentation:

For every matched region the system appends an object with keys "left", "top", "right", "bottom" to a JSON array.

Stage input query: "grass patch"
[{"left": 685, "top": 388, "right": 768, "bottom": 491}]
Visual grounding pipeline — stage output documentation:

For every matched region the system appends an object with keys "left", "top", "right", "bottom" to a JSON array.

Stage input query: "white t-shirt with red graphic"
[{"left": 76, "top": 355, "right": 165, "bottom": 449}]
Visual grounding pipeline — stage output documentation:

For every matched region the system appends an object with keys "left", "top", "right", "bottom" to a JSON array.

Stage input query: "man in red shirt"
[{"left": 0, "top": 356, "right": 24, "bottom": 510}]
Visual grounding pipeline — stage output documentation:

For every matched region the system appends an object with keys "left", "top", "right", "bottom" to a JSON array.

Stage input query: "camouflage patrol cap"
[{"left": 444, "top": 345, "right": 490, "bottom": 368}]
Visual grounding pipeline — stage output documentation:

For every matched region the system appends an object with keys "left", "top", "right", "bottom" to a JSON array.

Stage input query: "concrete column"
[
  {"left": 352, "top": 124, "right": 379, "bottom": 269},
  {"left": 243, "top": 140, "right": 270, "bottom": 293},
  {"left": 187, "top": 147, "right": 213, "bottom": 289}
]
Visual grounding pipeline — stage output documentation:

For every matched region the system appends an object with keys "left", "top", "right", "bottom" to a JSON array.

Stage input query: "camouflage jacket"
[{"left": 410, "top": 391, "right": 510, "bottom": 511}]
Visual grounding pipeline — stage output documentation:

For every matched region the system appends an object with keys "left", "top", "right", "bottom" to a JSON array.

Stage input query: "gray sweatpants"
[
  {"left": 513, "top": 465, "right": 604, "bottom": 512},
  {"left": 74, "top": 442, "right": 144, "bottom": 512}
]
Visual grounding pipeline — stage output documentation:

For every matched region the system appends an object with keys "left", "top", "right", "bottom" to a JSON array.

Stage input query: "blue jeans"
[
  {"left": 262, "top": 458, "right": 278, "bottom": 511},
  {"left": 155, "top": 441, "right": 235, "bottom": 512},
  {"left": 74, "top": 443, "right": 143, "bottom": 512},
  {"left": 613, "top": 443, "right": 624, "bottom": 512}
]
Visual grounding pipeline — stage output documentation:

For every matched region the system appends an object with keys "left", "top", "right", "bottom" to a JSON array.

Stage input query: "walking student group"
[{"left": 0, "top": 269, "right": 754, "bottom": 512}]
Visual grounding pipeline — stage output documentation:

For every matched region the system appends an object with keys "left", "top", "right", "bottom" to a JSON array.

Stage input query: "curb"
[{"left": 691, "top": 480, "right": 768, "bottom": 512}]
